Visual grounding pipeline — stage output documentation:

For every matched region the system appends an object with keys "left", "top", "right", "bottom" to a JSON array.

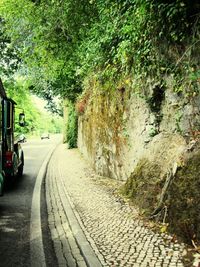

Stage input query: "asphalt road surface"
[{"left": 0, "top": 135, "right": 61, "bottom": 267}]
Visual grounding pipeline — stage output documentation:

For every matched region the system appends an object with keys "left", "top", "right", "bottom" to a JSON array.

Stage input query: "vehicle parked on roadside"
[
  {"left": 0, "top": 79, "right": 5, "bottom": 195},
  {"left": 0, "top": 78, "right": 25, "bottom": 192},
  {"left": 41, "top": 133, "right": 50, "bottom": 140}
]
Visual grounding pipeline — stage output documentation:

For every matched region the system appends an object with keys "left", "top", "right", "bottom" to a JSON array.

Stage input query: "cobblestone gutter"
[{"left": 46, "top": 144, "right": 186, "bottom": 267}]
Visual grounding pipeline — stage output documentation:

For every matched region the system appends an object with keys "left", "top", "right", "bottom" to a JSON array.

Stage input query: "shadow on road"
[{"left": 3, "top": 174, "right": 28, "bottom": 193}]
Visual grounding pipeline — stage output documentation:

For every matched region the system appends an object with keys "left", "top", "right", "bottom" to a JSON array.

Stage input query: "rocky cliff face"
[
  {"left": 78, "top": 77, "right": 199, "bottom": 182},
  {"left": 77, "top": 76, "right": 200, "bottom": 242}
]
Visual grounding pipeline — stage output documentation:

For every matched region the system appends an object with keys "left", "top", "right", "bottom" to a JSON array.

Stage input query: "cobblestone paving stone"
[
  {"left": 46, "top": 157, "right": 88, "bottom": 267},
  {"left": 46, "top": 144, "right": 186, "bottom": 267}
]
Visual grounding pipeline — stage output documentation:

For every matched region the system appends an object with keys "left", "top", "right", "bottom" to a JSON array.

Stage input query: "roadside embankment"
[{"left": 77, "top": 76, "right": 200, "bottom": 245}]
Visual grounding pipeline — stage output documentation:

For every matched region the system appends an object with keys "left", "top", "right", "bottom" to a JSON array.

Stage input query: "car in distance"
[{"left": 41, "top": 133, "right": 50, "bottom": 140}]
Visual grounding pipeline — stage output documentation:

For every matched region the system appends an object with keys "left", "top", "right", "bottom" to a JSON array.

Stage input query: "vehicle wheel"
[
  {"left": 18, "top": 153, "right": 24, "bottom": 177},
  {"left": 18, "top": 163, "right": 23, "bottom": 177},
  {"left": 0, "top": 181, "right": 4, "bottom": 196}
]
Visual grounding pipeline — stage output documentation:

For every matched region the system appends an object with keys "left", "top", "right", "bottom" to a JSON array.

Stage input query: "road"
[{"left": 0, "top": 135, "right": 61, "bottom": 267}]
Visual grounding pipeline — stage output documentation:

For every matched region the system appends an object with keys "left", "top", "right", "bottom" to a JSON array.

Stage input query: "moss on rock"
[
  {"left": 123, "top": 140, "right": 200, "bottom": 244},
  {"left": 123, "top": 158, "right": 163, "bottom": 214},
  {"left": 167, "top": 146, "right": 200, "bottom": 244}
]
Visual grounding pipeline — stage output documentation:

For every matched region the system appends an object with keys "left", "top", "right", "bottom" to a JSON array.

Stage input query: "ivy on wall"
[
  {"left": 66, "top": 101, "right": 78, "bottom": 148},
  {"left": 0, "top": 0, "right": 200, "bottom": 144}
]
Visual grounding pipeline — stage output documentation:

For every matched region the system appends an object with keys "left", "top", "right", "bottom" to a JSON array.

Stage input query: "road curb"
[
  {"left": 46, "top": 144, "right": 103, "bottom": 267},
  {"left": 59, "top": 169, "right": 103, "bottom": 267},
  {"left": 30, "top": 144, "right": 57, "bottom": 267}
]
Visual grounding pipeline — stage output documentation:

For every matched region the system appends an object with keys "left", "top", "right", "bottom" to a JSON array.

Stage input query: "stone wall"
[{"left": 77, "top": 79, "right": 199, "bottom": 182}]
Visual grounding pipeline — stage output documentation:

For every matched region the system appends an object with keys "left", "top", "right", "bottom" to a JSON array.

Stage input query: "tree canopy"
[
  {"left": 0, "top": 0, "right": 200, "bottom": 116},
  {"left": 0, "top": 0, "right": 199, "bottom": 146},
  {"left": 0, "top": 0, "right": 199, "bottom": 101},
  {"left": 4, "top": 78, "right": 62, "bottom": 135}
]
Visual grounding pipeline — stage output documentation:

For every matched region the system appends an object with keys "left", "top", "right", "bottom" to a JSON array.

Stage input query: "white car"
[{"left": 41, "top": 133, "right": 50, "bottom": 140}]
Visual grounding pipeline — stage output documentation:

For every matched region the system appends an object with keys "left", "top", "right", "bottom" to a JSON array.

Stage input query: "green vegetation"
[
  {"left": 0, "top": 0, "right": 199, "bottom": 146},
  {"left": 122, "top": 143, "right": 200, "bottom": 245},
  {"left": 1, "top": 1, "right": 199, "bottom": 98},
  {"left": 168, "top": 147, "right": 200, "bottom": 244},
  {"left": 122, "top": 158, "right": 162, "bottom": 214},
  {"left": 5, "top": 78, "right": 41, "bottom": 134},
  {"left": 5, "top": 78, "right": 62, "bottom": 136},
  {"left": 0, "top": 18, "right": 21, "bottom": 76},
  {"left": 66, "top": 101, "right": 78, "bottom": 148}
]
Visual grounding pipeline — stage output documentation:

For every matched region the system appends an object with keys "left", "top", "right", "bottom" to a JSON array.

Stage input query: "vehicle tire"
[
  {"left": 0, "top": 181, "right": 4, "bottom": 196},
  {"left": 18, "top": 153, "right": 24, "bottom": 177}
]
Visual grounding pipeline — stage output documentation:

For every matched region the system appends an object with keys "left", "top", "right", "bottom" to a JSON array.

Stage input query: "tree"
[
  {"left": 0, "top": 18, "right": 21, "bottom": 77},
  {"left": 0, "top": 0, "right": 96, "bottom": 102}
]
